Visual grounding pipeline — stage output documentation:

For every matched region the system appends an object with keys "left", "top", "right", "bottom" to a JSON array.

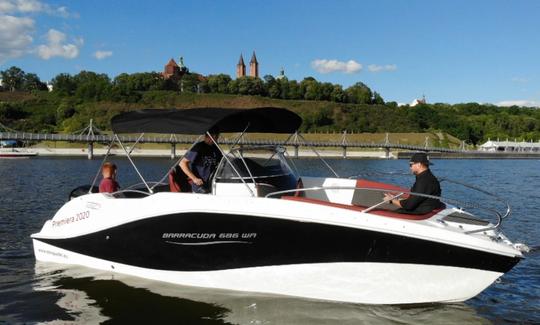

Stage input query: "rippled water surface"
[{"left": 0, "top": 157, "right": 538, "bottom": 324}]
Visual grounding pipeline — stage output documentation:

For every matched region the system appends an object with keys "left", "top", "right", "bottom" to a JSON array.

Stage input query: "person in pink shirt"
[{"left": 99, "top": 162, "right": 120, "bottom": 193}]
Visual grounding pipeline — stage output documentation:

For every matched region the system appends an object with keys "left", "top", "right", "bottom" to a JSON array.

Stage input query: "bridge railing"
[{"left": 0, "top": 131, "right": 469, "bottom": 153}]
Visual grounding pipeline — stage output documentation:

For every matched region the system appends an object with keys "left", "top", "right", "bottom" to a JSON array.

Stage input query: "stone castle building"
[
  {"left": 236, "top": 51, "right": 259, "bottom": 78},
  {"left": 163, "top": 57, "right": 189, "bottom": 79}
]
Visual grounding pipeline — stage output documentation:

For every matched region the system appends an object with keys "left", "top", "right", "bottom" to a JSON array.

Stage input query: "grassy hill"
[{"left": 2, "top": 90, "right": 538, "bottom": 149}]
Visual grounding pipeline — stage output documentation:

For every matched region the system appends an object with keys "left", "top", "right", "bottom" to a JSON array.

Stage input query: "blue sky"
[{"left": 1, "top": 0, "right": 539, "bottom": 106}]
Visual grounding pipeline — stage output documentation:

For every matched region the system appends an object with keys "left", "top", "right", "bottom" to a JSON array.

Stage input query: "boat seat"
[
  {"left": 169, "top": 165, "right": 192, "bottom": 193},
  {"left": 281, "top": 196, "right": 444, "bottom": 220},
  {"left": 352, "top": 179, "right": 409, "bottom": 210}
]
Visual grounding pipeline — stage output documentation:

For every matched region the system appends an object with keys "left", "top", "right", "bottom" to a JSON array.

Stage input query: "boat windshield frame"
[{"left": 214, "top": 145, "right": 298, "bottom": 183}]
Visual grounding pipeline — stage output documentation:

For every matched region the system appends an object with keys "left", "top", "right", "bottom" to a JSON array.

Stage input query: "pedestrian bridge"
[{"left": 0, "top": 130, "right": 467, "bottom": 159}]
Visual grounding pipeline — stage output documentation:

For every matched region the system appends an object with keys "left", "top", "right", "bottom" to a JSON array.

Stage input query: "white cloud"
[
  {"left": 36, "top": 29, "right": 81, "bottom": 59},
  {"left": 368, "top": 64, "right": 397, "bottom": 73},
  {"left": 94, "top": 50, "right": 112, "bottom": 60},
  {"left": 0, "top": 0, "right": 76, "bottom": 16},
  {"left": 0, "top": 0, "right": 46, "bottom": 14},
  {"left": 311, "top": 59, "right": 362, "bottom": 74},
  {"left": 496, "top": 100, "right": 540, "bottom": 107},
  {"left": 0, "top": 14, "right": 34, "bottom": 63},
  {"left": 0, "top": 1, "right": 79, "bottom": 63}
]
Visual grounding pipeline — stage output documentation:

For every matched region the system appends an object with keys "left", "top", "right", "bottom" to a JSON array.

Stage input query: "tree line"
[{"left": 1, "top": 66, "right": 384, "bottom": 105}]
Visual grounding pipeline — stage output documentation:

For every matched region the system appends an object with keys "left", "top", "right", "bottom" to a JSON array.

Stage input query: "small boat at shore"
[
  {"left": 0, "top": 141, "right": 37, "bottom": 158},
  {"left": 31, "top": 107, "right": 528, "bottom": 304}
]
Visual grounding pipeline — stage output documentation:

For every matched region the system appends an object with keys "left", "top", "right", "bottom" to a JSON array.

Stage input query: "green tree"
[
  {"left": 330, "top": 85, "right": 345, "bottom": 102},
  {"left": 278, "top": 78, "right": 289, "bottom": 99},
  {"left": 1, "top": 66, "right": 25, "bottom": 92},
  {"left": 236, "top": 77, "right": 263, "bottom": 95},
  {"left": 372, "top": 91, "right": 385, "bottom": 105},
  {"left": 317, "top": 83, "right": 331, "bottom": 101},
  {"left": 345, "top": 82, "right": 373, "bottom": 104},
  {"left": 51, "top": 73, "right": 77, "bottom": 96},
  {"left": 23, "top": 73, "right": 48, "bottom": 92},
  {"left": 207, "top": 74, "right": 232, "bottom": 93},
  {"left": 227, "top": 79, "right": 239, "bottom": 94},
  {"left": 385, "top": 101, "right": 398, "bottom": 108},
  {"left": 263, "top": 75, "right": 280, "bottom": 98},
  {"left": 301, "top": 77, "right": 322, "bottom": 101},
  {"left": 73, "top": 71, "right": 111, "bottom": 100},
  {"left": 180, "top": 73, "right": 200, "bottom": 93},
  {"left": 287, "top": 80, "right": 302, "bottom": 99},
  {"left": 0, "top": 102, "right": 26, "bottom": 120}
]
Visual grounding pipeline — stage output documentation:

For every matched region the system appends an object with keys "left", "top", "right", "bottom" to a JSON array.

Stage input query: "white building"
[
  {"left": 410, "top": 95, "right": 426, "bottom": 107},
  {"left": 479, "top": 139, "right": 540, "bottom": 152}
]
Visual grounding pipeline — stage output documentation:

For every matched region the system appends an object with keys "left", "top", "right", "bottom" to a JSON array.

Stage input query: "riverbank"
[
  {"left": 397, "top": 151, "right": 540, "bottom": 159},
  {"left": 22, "top": 147, "right": 540, "bottom": 159}
]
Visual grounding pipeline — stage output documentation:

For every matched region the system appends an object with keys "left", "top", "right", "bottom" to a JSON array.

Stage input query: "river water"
[{"left": 0, "top": 157, "right": 538, "bottom": 324}]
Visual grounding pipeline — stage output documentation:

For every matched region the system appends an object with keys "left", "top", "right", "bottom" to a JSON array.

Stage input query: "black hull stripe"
[{"left": 36, "top": 212, "right": 520, "bottom": 273}]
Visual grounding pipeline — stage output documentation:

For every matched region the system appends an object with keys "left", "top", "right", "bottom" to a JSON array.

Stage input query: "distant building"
[
  {"left": 479, "top": 139, "right": 540, "bottom": 152},
  {"left": 410, "top": 95, "right": 427, "bottom": 106},
  {"left": 236, "top": 54, "right": 246, "bottom": 78},
  {"left": 163, "top": 57, "right": 188, "bottom": 79},
  {"left": 249, "top": 51, "right": 259, "bottom": 78},
  {"left": 235, "top": 51, "right": 260, "bottom": 78},
  {"left": 276, "top": 67, "right": 286, "bottom": 80}
]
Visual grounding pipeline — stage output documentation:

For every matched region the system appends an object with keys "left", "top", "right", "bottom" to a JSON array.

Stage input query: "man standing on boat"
[
  {"left": 384, "top": 152, "right": 442, "bottom": 214},
  {"left": 179, "top": 127, "right": 222, "bottom": 193}
]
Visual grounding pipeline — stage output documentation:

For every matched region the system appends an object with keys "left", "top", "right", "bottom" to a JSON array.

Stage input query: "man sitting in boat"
[
  {"left": 99, "top": 162, "right": 120, "bottom": 193},
  {"left": 384, "top": 152, "right": 442, "bottom": 214},
  {"left": 179, "top": 127, "right": 222, "bottom": 193}
]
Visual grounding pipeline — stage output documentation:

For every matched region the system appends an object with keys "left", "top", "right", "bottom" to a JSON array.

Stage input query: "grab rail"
[
  {"left": 265, "top": 186, "right": 505, "bottom": 234},
  {"left": 348, "top": 172, "right": 512, "bottom": 233}
]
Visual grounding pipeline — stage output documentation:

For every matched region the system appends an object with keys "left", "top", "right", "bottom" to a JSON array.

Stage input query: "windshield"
[
  {"left": 213, "top": 146, "right": 298, "bottom": 196},
  {"left": 216, "top": 146, "right": 296, "bottom": 181}
]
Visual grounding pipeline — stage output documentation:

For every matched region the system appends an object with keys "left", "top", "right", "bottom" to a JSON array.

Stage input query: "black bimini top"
[{"left": 111, "top": 107, "right": 302, "bottom": 134}]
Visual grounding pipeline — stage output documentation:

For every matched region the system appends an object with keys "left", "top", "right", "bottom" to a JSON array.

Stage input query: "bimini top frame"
[{"left": 91, "top": 107, "right": 305, "bottom": 195}]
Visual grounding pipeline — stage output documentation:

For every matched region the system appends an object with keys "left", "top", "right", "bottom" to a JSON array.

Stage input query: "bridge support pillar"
[
  {"left": 170, "top": 143, "right": 176, "bottom": 160},
  {"left": 294, "top": 145, "right": 299, "bottom": 158},
  {"left": 87, "top": 142, "right": 93, "bottom": 160},
  {"left": 385, "top": 148, "right": 390, "bottom": 159},
  {"left": 342, "top": 146, "right": 347, "bottom": 159}
]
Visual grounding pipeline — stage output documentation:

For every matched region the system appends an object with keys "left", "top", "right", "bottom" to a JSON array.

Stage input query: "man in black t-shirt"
[
  {"left": 384, "top": 152, "right": 442, "bottom": 214},
  {"left": 179, "top": 127, "right": 222, "bottom": 193}
]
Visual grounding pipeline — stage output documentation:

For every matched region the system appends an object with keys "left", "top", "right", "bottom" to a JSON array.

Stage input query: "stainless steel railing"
[{"left": 265, "top": 186, "right": 508, "bottom": 234}]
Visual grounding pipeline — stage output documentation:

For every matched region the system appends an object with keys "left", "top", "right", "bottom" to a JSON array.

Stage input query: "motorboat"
[
  {"left": 31, "top": 107, "right": 527, "bottom": 305},
  {"left": 0, "top": 140, "right": 37, "bottom": 158}
]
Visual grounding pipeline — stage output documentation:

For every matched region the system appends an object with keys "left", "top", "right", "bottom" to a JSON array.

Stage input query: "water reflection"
[
  {"left": 33, "top": 263, "right": 231, "bottom": 324},
  {"left": 33, "top": 262, "right": 490, "bottom": 325}
]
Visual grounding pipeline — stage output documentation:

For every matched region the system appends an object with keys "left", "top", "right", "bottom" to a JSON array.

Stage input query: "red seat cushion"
[
  {"left": 356, "top": 179, "right": 410, "bottom": 199},
  {"left": 281, "top": 196, "right": 442, "bottom": 220}
]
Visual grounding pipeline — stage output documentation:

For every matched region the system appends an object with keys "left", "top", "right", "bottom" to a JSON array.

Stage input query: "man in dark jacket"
[{"left": 384, "top": 152, "right": 442, "bottom": 214}]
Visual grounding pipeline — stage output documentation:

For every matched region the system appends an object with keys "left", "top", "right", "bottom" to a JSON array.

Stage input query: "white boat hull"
[{"left": 33, "top": 239, "right": 501, "bottom": 304}]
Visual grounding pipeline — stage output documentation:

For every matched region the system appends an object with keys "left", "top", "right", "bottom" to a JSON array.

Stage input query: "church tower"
[
  {"left": 249, "top": 51, "right": 259, "bottom": 78},
  {"left": 236, "top": 54, "right": 246, "bottom": 78}
]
